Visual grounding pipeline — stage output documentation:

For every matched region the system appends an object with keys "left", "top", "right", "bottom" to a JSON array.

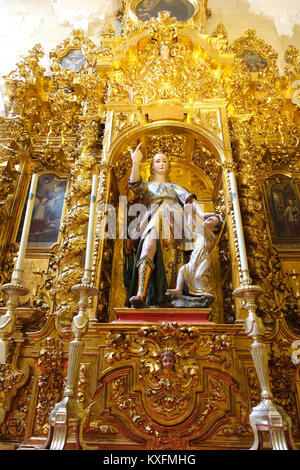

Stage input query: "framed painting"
[
  {"left": 17, "top": 173, "right": 67, "bottom": 250},
  {"left": 135, "top": 0, "right": 195, "bottom": 22},
  {"left": 263, "top": 174, "right": 300, "bottom": 249},
  {"left": 242, "top": 50, "right": 268, "bottom": 72}
]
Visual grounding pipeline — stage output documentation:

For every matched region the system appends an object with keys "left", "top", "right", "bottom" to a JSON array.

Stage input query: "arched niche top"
[
  {"left": 106, "top": 120, "right": 226, "bottom": 166},
  {"left": 107, "top": 120, "right": 226, "bottom": 200}
]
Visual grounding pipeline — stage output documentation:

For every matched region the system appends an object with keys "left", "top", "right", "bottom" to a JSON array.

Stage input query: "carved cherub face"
[{"left": 161, "top": 351, "right": 175, "bottom": 370}]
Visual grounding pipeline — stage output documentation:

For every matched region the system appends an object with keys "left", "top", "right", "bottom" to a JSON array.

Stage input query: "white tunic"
[{"left": 184, "top": 227, "right": 217, "bottom": 296}]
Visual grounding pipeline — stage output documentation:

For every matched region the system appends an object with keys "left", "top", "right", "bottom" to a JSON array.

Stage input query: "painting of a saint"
[
  {"left": 284, "top": 197, "right": 300, "bottom": 238},
  {"left": 271, "top": 191, "right": 286, "bottom": 238},
  {"left": 264, "top": 175, "right": 300, "bottom": 247},
  {"left": 242, "top": 50, "right": 268, "bottom": 72},
  {"left": 135, "top": 0, "right": 194, "bottom": 22},
  {"left": 17, "top": 173, "right": 67, "bottom": 247}
]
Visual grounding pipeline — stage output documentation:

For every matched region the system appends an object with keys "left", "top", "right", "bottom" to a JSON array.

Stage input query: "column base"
[
  {"left": 249, "top": 399, "right": 296, "bottom": 450},
  {"left": 18, "top": 397, "right": 88, "bottom": 451}
]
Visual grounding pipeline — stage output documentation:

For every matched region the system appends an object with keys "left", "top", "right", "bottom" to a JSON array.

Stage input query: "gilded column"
[
  {"left": 43, "top": 173, "right": 98, "bottom": 451},
  {"left": 53, "top": 116, "right": 101, "bottom": 329},
  {"left": 92, "top": 111, "right": 117, "bottom": 323}
]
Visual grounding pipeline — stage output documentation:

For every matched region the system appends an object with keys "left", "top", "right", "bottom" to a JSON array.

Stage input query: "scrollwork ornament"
[
  {"left": 222, "top": 160, "right": 237, "bottom": 173},
  {"left": 284, "top": 45, "right": 300, "bottom": 78},
  {"left": 105, "top": 323, "right": 234, "bottom": 427},
  {"left": 0, "top": 357, "right": 27, "bottom": 426},
  {"left": 105, "top": 11, "right": 229, "bottom": 105},
  {"left": 33, "top": 337, "right": 65, "bottom": 437}
]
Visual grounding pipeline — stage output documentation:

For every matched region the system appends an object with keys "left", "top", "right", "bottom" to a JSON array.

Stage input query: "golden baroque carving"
[
  {"left": 228, "top": 30, "right": 281, "bottom": 116},
  {"left": 192, "top": 140, "right": 220, "bottom": 184},
  {"left": 76, "top": 364, "right": 89, "bottom": 407},
  {"left": 1, "top": 30, "right": 106, "bottom": 192},
  {"left": 113, "top": 147, "right": 132, "bottom": 181},
  {"left": 231, "top": 129, "right": 298, "bottom": 325},
  {"left": 33, "top": 337, "right": 65, "bottom": 436},
  {"left": 211, "top": 23, "right": 229, "bottom": 54},
  {"left": 0, "top": 376, "right": 33, "bottom": 441},
  {"left": 147, "top": 131, "right": 186, "bottom": 160},
  {"left": 50, "top": 29, "right": 99, "bottom": 73},
  {"left": 104, "top": 323, "right": 235, "bottom": 437},
  {"left": 0, "top": 244, "right": 19, "bottom": 306},
  {"left": 105, "top": 322, "right": 233, "bottom": 366},
  {"left": 284, "top": 45, "right": 300, "bottom": 78},
  {"left": 229, "top": 34, "right": 300, "bottom": 149},
  {"left": 106, "top": 12, "right": 229, "bottom": 104},
  {"left": 0, "top": 361, "right": 26, "bottom": 425},
  {"left": 229, "top": 29, "right": 278, "bottom": 83},
  {"left": 3, "top": 44, "right": 46, "bottom": 118},
  {"left": 95, "top": 166, "right": 118, "bottom": 322},
  {"left": 111, "top": 112, "right": 139, "bottom": 144},
  {"left": 53, "top": 120, "right": 101, "bottom": 328},
  {"left": 269, "top": 335, "right": 300, "bottom": 439}
]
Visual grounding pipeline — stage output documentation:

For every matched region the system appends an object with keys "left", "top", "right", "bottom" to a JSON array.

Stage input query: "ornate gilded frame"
[
  {"left": 262, "top": 171, "right": 300, "bottom": 251},
  {"left": 12, "top": 171, "right": 69, "bottom": 254},
  {"left": 129, "top": 0, "right": 200, "bottom": 22}
]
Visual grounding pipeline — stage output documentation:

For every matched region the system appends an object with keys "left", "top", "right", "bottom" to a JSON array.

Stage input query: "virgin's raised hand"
[{"left": 130, "top": 143, "right": 143, "bottom": 164}]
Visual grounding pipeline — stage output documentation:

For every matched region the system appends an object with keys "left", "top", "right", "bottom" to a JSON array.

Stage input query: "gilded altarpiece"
[{"left": 0, "top": 0, "right": 299, "bottom": 451}]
